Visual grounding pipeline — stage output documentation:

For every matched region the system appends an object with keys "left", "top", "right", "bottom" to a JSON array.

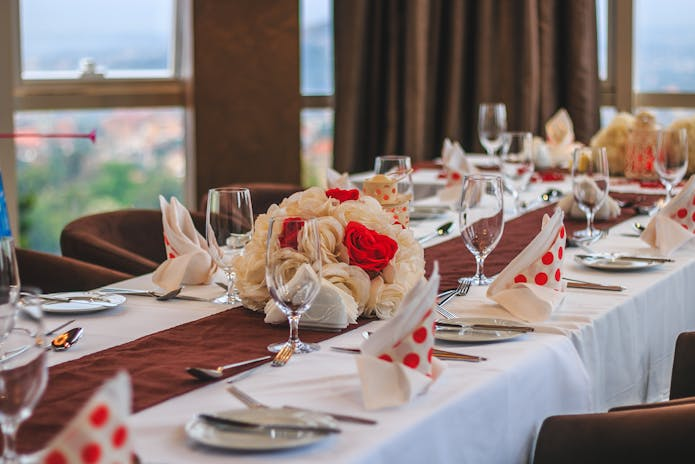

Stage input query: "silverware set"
[{"left": 435, "top": 279, "right": 471, "bottom": 319}]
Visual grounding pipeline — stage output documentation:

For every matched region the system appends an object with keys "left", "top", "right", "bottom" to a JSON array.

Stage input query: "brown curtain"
[{"left": 333, "top": 0, "right": 599, "bottom": 173}]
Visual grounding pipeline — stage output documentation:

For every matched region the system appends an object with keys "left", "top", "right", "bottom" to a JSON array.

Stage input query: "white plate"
[
  {"left": 41, "top": 292, "right": 126, "bottom": 314},
  {"left": 435, "top": 317, "right": 528, "bottom": 343},
  {"left": 410, "top": 205, "right": 451, "bottom": 221},
  {"left": 574, "top": 255, "right": 663, "bottom": 271},
  {"left": 185, "top": 408, "right": 337, "bottom": 451}
]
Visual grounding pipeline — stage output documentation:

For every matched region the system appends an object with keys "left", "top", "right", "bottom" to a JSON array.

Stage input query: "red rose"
[
  {"left": 278, "top": 217, "right": 304, "bottom": 249},
  {"left": 343, "top": 221, "right": 398, "bottom": 275},
  {"left": 326, "top": 188, "right": 360, "bottom": 203}
]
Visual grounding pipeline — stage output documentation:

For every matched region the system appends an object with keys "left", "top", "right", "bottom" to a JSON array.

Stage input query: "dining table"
[{"left": 17, "top": 169, "right": 695, "bottom": 463}]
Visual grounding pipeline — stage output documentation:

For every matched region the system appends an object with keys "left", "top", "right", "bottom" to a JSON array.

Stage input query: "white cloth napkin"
[
  {"left": 355, "top": 264, "right": 444, "bottom": 410},
  {"left": 38, "top": 371, "right": 132, "bottom": 464},
  {"left": 487, "top": 209, "right": 566, "bottom": 322},
  {"left": 438, "top": 138, "right": 478, "bottom": 204},
  {"left": 152, "top": 196, "right": 216, "bottom": 291},
  {"left": 557, "top": 181, "right": 621, "bottom": 221},
  {"left": 544, "top": 108, "right": 583, "bottom": 168},
  {"left": 642, "top": 175, "right": 695, "bottom": 255},
  {"left": 326, "top": 168, "right": 355, "bottom": 189}
]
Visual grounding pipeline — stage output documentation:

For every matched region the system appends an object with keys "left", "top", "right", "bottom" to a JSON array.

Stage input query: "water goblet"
[
  {"left": 499, "top": 131, "right": 534, "bottom": 214},
  {"left": 206, "top": 187, "right": 254, "bottom": 304},
  {"left": 653, "top": 127, "right": 688, "bottom": 205},
  {"left": 459, "top": 174, "right": 505, "bottom": 285},
  {"left": 0, "top": 237, "right": 20, "bottom": 344},
  {"left": 478, "top": 103, "right": 507, "bottom": 158},
  {"left": 0, "top": 296, "right": 47, "bottom": 463},
  {"left": 266, "top": 216, "right": 322, "bottom": 354},
  {"left": 571, "top": 146, "right": 610, "bottom": 243},
  {"left": 374, "top": 155, "right": 414, "bottom": 202}
]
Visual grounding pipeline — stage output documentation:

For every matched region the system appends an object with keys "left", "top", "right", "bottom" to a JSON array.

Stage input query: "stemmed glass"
[
  {"left": 653, "top": 128, "right": 688, "bottom": 205},
  {"left": 0, "top": 237, "right": 21, "bottom": 344},
  {"left": 206, "top": 187, "right": 254, "bottom": 304},
  {"left": 478, "top": 103, "right": 507, "bottom": 158},
  {"left": 374, "top": 155, "right": 415, "bottom": 203},
  {"left": 266, "top": 216, "right": 322, "bottom": 354},
  {"left": 0, "top": 296, "right": 47, "bottom": 463},
  {"left": 459, "top": 175, "right": 505, "bottom": 285},
  {"left": 499, "top": 131, "right": 534, "bottom": 214},
  {"left": 571, "top": 146, "right": 610, "bottom": 243}
]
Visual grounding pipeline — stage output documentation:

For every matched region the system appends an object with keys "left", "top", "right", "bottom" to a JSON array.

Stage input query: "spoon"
[
  {"left": 634, "top": 221, "right": 646, "bottom": 232},
  {"left": 186, "top": 355, "right": 272, "bottom": 380},
  {"left": 417, "top": 222, "right": 453, "bottom": 244},
  {"left": 50, "top": 327, "right": 84, "bottom": 351},
  {"left": 155, "top": 287, "right": 183, "bottom": 301}
]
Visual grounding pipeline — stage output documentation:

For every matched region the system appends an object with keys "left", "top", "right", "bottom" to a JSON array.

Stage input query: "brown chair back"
[
  {"left": 199, "top": 183, "right": 303, "bottom": 217},
  {"left": 60, "top": 209, "right": 205, "bottom": 276},
  {"left": 17, "top": 248, "right": 132, "bottom": 293}
]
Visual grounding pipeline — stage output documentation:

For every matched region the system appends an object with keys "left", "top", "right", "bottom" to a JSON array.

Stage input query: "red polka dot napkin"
[
  {"left": 642, "top": 175, "right": 695, "bottom": 255},
  {"left": 38, "top": 371, "right": 133, "bottom": 464},
  {"left": 437, "top": 138, "right": 479, "bottom": 205},
  {"left": 153, "top": 195, "right": 216, "bottom": 291},
  {"left": 486, "top": 209, "right": 567, "bottom": 322},
  {"left": 355, "top": 264, "right": 444, "bottom": 410}
]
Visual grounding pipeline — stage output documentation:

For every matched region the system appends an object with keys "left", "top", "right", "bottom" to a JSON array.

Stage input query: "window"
[
  {"left": 2, "top": 0, "right": 186, "bottom": 253},
  {"left": 598, "top": 0, "right": 695, "bottom": 126},
  {"left": 300, "top": 0, "right": 334, "bottom": 187}
]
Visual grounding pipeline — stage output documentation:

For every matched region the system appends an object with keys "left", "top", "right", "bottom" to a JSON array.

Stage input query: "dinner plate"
[
  {"left": 435, "top": 317, "right": 528, "bottom": 343},
  {"left": 574, "top": 255, "right": 663, "bottom": 271},
  {"left": 185, "top": 408, "right": 337, "bottom": 451},
  {"left": 410, "top": 205, "right": 451, "bottom": 221},
  {"left": 41, "top": 292, "right": 126, "bottom": 314}
]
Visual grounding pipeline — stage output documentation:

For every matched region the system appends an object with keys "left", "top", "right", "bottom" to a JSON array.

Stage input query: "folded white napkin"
[
  {"left": 152, "top": 196, "right": 216, "bottom": 291},
  {"left": 487, "top": 209, "right": 566, "bottom": 322},
  {"left": 557, "top": 183, "right": 621, "bottom": 220},
  {"left": 438, "top": 138, "right": 478, "bottom": 204},
  {"left": 641, "top": 175, "right": 695, "bottom": 255},
  {"left": 38, "top": 371, "right": 132, "bottom": 463},
  {"left": 544, "top": 108, "right": 583, "bottom": 168},
  {"left": 355, "top": 264, "right": 444, "bottom": 410},
  {"left": 326, "top": 167, "right": 355, "bottom": 189}
]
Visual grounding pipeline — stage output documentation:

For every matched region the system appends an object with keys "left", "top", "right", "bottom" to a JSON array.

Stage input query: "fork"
[
  {"left": 271, "top": 344, "right": 294, "bottom": 367},
  {"left": 435, "top": 303, "right": 456, "bottom": 320},
  {"left": 438, "top": 279, "right": 471, "bottom": 306}
]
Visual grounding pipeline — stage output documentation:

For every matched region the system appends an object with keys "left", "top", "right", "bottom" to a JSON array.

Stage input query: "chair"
[
  {"left": 60, "top": 209, "right": 206, "bottom": 276},
  {"left": 533, "top": 331, "right": 695, "bottom": 463},
  {"left": 17, "top": 248, "right": 132, "bottom": 294},
  {"left": 199, "top": 182, "right": 303, "bottom": 217}
]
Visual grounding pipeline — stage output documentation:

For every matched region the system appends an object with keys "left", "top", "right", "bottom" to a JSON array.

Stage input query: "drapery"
[{"left": 333, "top": 0, "right": 599, "bottom": 173}]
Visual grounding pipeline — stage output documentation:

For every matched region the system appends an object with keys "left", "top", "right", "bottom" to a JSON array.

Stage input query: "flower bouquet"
[{"left": 233, "top": 187, "right": 425, "bottom": 320}]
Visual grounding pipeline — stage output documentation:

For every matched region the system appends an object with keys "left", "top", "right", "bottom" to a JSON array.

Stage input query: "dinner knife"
[
  {"left": 198, "top": 414, "right": 341, "bottom": 434},
  {"left": 565, "top": 281, "right": 625, "bottom": 292},
  {"left": 575, "top": 254, "right": 674, "bottom": 263},
  {"left": 435, "top": 321, "right": 534, "bottom": 333}
]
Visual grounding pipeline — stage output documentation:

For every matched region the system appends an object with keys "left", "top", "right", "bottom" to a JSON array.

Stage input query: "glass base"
[
  {"left": 212, "top": 293, "right": 241, "bottom": 305},
  {"left": 461, "top": 275, "right": 494, "bottom": 286},
  {"left": 571, "top": 228, "right": 605, "bottom": 245},
  {"left": 267, "top": 341, "right": 320, "bottom": 354}
]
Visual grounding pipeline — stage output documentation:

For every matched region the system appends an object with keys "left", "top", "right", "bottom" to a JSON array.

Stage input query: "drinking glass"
[
  {"left": 653, "top": 127, "right": 688, "bottom": 205},
  {"left": 206, "top": 187, "right": 254, "bottom": 304},
  {"left": 374, "top": 155, "right": 414, "bottom": 203},
  {"left": 0, "top": 238, "right": 20, "bottom": 344},
  {"left": 478, "top": 103, "right": 507, "bottom": 158},
  {"left": 266, "top": 216, "right": 322, "bottom": 354},
  {"left": 571, "top": 146, "right": 610, "bottom": 243},
  {"left": 0, "top": 296, "right": 47, "bottom": 463},
  {"left": 499, "top": 131, "right": 534, "bottom": 214},
  {"left": 459, "top": 175, "right": 505, "bottom": 285}
]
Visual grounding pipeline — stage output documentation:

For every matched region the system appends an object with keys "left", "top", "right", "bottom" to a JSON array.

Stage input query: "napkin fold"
[
  {"left": 487, "top": 209, "right": 566, "bottom": 322},
  {"left": 437, "top": 138, "right": 478, "bottom": 204},
  {"left": 38, "top": 371, "right": 133, "bottom": 464},
  {"left": 355, "top": 264, "right": 444, "bottom": 410},
  {"left": 152, "top": 196, "right": 216, "bottom": 291},
  {"left": 326, "top": 167, "right": 355, "bottom": 189},
  {"left": 641, "top": 175, "right": 695, "bottom": 255},
  {"left": 557, "top": 180, "right": 621, "bottom": 221},
  {"left": 544, "top": 108, "right": 583, "bottom": 168}
]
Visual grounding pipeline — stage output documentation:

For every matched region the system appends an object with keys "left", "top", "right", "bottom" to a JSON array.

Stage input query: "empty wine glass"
[
  {"left": 499, "top": 131, "right": 534, "bottom": 214},
  {"left": 206, "top": 187, "right": 254, "bottom": 304},
  {"left": 653, "top": 127, "right": 688, "bottom": 205},
  {"left": 571, "top": 146, "right": 609, "bottom": 243},
  {"left": 0, "top": 238, "right": 20, "bottom": 344},
  {"left": 0, "top": 296, "right": 47, "bottom": 463},
  {"left": 459, "top": 174, "right": 505, "bottom": 285},
  {"left": 266, "top": 216, "right": 322, "bottom": 354},
  {"left": 374, "top": 155, "right": 415, "bottom": 202},
  {"left": 478, "top": 103, "right": 507, "bottom": 158}
]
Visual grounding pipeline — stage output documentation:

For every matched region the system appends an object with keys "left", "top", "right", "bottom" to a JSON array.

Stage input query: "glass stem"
[
  {"left": 288, "top": 313, "right": 300, "bottom": 346},
  {"left": 475, "top": 255, "right": 485, "bottom": 279},
  {"left": 2, "top": 418, "right": 18, "bottom": 462},
  {"left": 586, "top": 210, "right": 595, "bottom": 233}
]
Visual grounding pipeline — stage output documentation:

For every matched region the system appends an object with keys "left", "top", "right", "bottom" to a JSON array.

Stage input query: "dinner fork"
[
  {"left": 271, "top": 344, "right": 294, "bottom": 367},
  {"left": 435, "top": 303, "right": 456, "bottom": 320},
  {"left": 438, "top": 279, "right": 471, "bottom": 306}
]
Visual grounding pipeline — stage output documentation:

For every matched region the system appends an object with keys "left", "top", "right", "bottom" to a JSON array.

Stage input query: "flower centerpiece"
[{"left": 233, "top": 187, "right": 425, "bottom": 319}]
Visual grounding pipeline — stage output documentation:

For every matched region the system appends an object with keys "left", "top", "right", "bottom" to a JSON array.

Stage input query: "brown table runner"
[{"left": 19, "top": 192, "right": 658, "bottom": 452}]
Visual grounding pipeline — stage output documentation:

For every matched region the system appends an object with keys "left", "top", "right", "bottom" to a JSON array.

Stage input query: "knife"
[
  {"left": 435, "top": 321, "right": 534, "bottom": 333},
  {"left": 575, "top": 254, "right": 674, "bottom": 263},
  {"left": 565, "top": 281, "right": 625, "bottom": 292},
  {"left": 198, "top": 413, "right": 341, "bottom": 434}
]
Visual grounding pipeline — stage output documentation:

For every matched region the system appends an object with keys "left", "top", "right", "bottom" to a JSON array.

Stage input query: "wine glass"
[
  {"left": 459, "top": 174, "right": 505, "bottom": 285},
  {"left": 653, "top": 127, "right": 688, "bottom": 205},
  {"left": 265, "top": 216, "right": 322, "bottom": 354},
  {"left": 571, "top": 146, "right": 610, "bottom": 243},
  {"left": 0, "top": 237, "right": 20, "bottom": 344},
  {"left": 206, "top": 187, "right": 254, "bottom": 304},
  {"left": 374, "top": 155, "right": 415, "bottom": 203},
  {"left": 478, "top": 103, "right": 507, "bottom": 158},
  {"left": 0, "top": 295, "right": 47, "bottom": 463},
  {"left": 499, "top": 131, "right": 534, "bottom": 214}
]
